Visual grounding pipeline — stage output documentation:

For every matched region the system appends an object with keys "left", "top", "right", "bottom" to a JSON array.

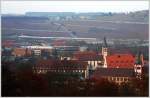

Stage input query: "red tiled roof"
[
  {"left": 2, "top": 40, "right": 16, "bottom": 47},
  {"left": 73, "top": 51, "right": 103, "bottom": 61},
  {"left": 106, "top": 54, "right": 135, "bottom": 69},
  {"left": 51, "top": 40, "right": 66, "bottom": 46}
]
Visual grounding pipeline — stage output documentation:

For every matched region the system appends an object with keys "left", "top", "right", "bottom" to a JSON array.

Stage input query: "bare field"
[{"left": 2, "top": 19, "right": 149, "bottom": 40}]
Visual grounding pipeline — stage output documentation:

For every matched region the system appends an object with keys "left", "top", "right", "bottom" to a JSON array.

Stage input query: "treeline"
[{"left": 2, "top": 61, "right": 149, "bottom": 96}]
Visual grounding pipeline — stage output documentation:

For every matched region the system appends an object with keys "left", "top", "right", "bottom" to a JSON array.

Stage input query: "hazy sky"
[{"left": 1, "top": 1, "right": 149, "bottom": 14}]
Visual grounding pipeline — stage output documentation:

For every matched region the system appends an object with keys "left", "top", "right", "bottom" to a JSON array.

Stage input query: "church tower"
[
  {"left": 134, "top": 51, "right": 144, "bottom": 79},
  {"left": 102, "top": 37, "right": 108, "bottom": 68}
]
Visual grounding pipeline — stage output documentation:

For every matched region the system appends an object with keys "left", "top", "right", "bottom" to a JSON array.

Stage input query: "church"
[{"left": 91, "top": 37, "right": 144, "bottom": 84}]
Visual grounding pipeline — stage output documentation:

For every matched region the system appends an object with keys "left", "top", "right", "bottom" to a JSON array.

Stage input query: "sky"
[{"left": 1, "top": 1, "right": 149, "bottom": 14}]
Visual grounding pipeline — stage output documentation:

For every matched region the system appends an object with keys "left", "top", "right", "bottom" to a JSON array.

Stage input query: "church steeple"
[
  {"left": 134, "top": 51, "right": 143, "bottom": 79},
  {"left": 102, "top": 37, "right": 108, "bottom": 68},
  {"left": 104, "top": 37, "right": 108, "bottom": 48},
  {"left": 135, "top": 51, "right": 144, "bottom": 65}
]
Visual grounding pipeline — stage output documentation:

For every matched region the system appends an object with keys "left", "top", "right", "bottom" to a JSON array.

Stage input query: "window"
[
  {"left": 113, "top": 77, "right": 116, "bottom": 81},
  {"left": 124, "top": 77, "right": 128, "bottom": 81},
  {"left": 111, "top": 77, "right": 113, "bottom": 81},
  {"left": 137, "top": 67, "right": 141, "bottom": 69},
  {"left": 117, "top": 77, "right": 119, "bottom": 81},
  {"left": 120, "top": 77, "right": 122, "bottom": 81}
]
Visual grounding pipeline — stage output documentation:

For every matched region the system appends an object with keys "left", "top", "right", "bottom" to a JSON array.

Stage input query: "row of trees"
[{"left": 2, "top": 61, "right": 149, "bottom": 96}]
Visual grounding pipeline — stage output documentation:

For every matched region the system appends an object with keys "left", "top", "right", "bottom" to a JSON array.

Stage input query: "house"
[
  {"left": 12, "top": 48, "right": 32, "bottom": 57},
  {"left": 33, "top": 59, "right": 89, "bottom": 79},
  {"left": 15, "top": 46, "right": 53, "bottom": 57},
  {"left": 91, "top": 68, "right": 135, "bottom": 85},
  {"left": 2, "top": 40, "right": 16, "bottom": 48}
]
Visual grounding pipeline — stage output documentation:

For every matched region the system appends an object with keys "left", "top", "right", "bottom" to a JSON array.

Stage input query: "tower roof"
[
  {"left": 135, "top": 51, "right": 143, "bottom": 65},
  {"left": 103, "top": 37, "right": 108, "bottom": 48}
]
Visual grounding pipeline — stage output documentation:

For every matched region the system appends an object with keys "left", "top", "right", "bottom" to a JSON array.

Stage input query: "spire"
[
  {"left": 102, "top": 37, "right": 108, "bottom": 68},
  {"left": 134, "top": 51, "right": 143, "bottom": 79},
  {"left": 104, "top": 37, "right": 108, "bottom": 48},
  {"left": 135, "top": 51, "right": 144, "bottom": 65}
]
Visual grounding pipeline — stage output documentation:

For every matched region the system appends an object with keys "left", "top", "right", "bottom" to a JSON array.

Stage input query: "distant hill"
[
  {"left": 2, "top": 10, "right": 149, "bottom": 40},
  {"left": 2, "top": 15, "right": 49, "bottom": 21},
  {"left": 26, "top": 12, "right": 76, "bottom": 17},
  {"left": 25, "top": 10, "right": 149, "bottom": 23},
  {"left": 95, "top": 10, "right": 149, "bottom": 23}
]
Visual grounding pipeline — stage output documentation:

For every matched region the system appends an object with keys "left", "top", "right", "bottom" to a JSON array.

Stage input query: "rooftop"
[
  {"left": 106, "top": 53, "right": 135, "bottom": 68},
  {"left": 35, "top": 59, "right": 88, "bottom": 70},
  {"left": 92, "top": 68, "right": 135, "bottom": 78},
  {"left": 73, "top": 51, "right": 103, "bottom": 61}
]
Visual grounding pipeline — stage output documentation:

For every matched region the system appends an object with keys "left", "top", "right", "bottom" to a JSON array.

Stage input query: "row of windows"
[
  {"left": 35, "top": 69, "right": 86, "bottom": 73},
  {"left": 107, "top": 77, "right": 129, "bottom": 82},
  {"left": 88, "top": 61, "right": 101, "bottom": 66},
  {"left": 34, "top": 66, "right": 86, "bottom": 70}
]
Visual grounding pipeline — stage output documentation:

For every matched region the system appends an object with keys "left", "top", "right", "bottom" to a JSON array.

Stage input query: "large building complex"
[
  {"left": 3, "top": 36, "right": 144, "bottom": 82},
  {"left": 33, "top": 59, "right": 89, "bottom": 78},
  {"left": 73, "top": 51, "right": 103, "bottom": 69},
  {"left": 92, "top": 68, "right": 134, "bottom": 85}
]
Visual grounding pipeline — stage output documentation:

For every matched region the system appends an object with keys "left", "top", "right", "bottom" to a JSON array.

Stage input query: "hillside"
[{"left": 2, "top": 10, "right": 149, "bottom": 40}]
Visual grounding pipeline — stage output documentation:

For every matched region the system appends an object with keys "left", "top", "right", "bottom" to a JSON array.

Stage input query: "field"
[{"left": 2, "top": 10, "right": 149, "bottom": 40}]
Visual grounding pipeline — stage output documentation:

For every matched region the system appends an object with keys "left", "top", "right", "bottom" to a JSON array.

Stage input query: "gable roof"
[
  {"left": 106, "top": 54, "right": 135, "bottom": 68},
  {"left": 35, "top": 59, "right": 88, "bottom": 70},
  {"left": 73, "top": 51, "right": 103, "bottom": 61}
]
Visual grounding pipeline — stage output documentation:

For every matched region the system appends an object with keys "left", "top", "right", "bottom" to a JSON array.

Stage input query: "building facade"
[
  {"left": 73, "top": 51, "right": 103, "bottom": 70},
  {"left": 91, "top": 68, "right": 135, "bottom": 85},
  {"left": 33, "top": 59, "right": 89, "bottom": 79},
  {"left": 12, "top": 48, "right": 32, "bottom": 57}
]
